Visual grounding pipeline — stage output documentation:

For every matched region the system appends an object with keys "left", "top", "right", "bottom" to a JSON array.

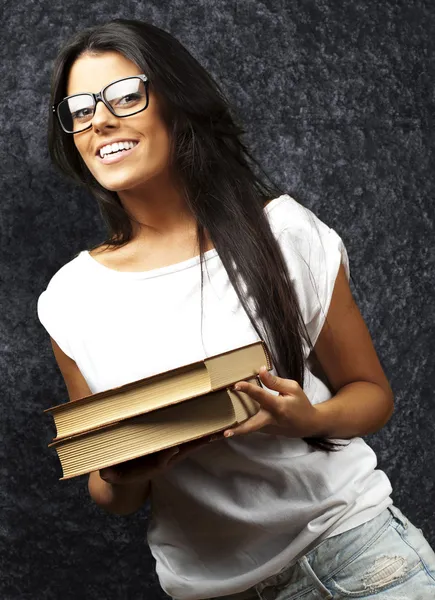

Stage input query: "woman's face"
[{"left": 66, "top": 51, "right": 172, "bottom": 193}]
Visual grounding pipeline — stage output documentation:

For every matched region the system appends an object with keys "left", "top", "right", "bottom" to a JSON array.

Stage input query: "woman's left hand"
[{"left": 223, "top": 366, "right": 322, "bottom": 439}]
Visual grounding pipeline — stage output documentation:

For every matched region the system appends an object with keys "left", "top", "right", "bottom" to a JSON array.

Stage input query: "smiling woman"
[
  {"left": 38, "top": 17, "right": 435, "bottom": 600},
  {"left": 63, "top": 53, "right": 173, "bottom": 197}
]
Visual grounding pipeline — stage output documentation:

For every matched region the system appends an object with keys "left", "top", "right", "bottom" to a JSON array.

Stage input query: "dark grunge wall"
[{"left": 1, "top": 1, "right": 434, "bottom": 598}]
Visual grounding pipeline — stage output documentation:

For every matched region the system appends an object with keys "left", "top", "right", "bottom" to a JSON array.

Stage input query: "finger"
[
  {"left": 235, "top": 367, "right": 299, "bottom": 397},
  {"left": 158, "top": 446, "right": 184, "bottom": 468},
  {"left": 223, "top": 409, "right": 273, "bottom": 438},
  {"left": 108, "top": 457, "right": 153, "bottom": 483},
  {"left": 165, "top": 436, "right": 214, "bottom": 462},
  {"left": 101, "top": 449, "right": 174, "bottom": 483},
  {"left": 257, "top": 366, "right": 300, "bottom": 394},
  {"left": 100, "top": 455, "right": 148, "bottom": 482},
  {"left": 178, "top": 434, "right": 221, "bottom": 454},
  {"left": 232, "top": 378, "right": 279, "bottom": 414},
  {"left": 100, "top": 466, "right": 121, "bottom": 483}
]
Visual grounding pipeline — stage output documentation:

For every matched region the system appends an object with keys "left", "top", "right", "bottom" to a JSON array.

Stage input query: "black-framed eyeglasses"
[{"left": 52, "top": 74, "right": 150, "bottom": 134}]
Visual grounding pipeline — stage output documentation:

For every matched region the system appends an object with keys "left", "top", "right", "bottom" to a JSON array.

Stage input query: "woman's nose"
[{"left": 91, "top": 100, "right": 118, "bottom": 129}]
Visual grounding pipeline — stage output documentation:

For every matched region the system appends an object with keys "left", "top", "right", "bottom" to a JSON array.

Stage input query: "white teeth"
[{"left": 99, "top": 141, "right": 138, "bottom": 157}]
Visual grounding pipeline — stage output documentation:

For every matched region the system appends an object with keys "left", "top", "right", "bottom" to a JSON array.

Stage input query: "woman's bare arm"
[
  {"left": 49, "top": 337, "right": 153, "bottom": 515},
  {"left": 48, "top": 337, "right": 218, "bottom": 515}
]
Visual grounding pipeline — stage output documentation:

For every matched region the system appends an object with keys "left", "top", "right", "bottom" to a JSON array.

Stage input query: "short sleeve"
[
  {"left": 276, "top": 202, "right": 350, "bottom": 348},
  {"left": 37, "top": 286, "right": 75, "bottom": 360}
]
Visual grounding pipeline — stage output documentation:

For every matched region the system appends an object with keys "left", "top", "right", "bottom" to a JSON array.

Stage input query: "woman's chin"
[{"left": 94, "top": 174, "right": 139, "bottom": 193}]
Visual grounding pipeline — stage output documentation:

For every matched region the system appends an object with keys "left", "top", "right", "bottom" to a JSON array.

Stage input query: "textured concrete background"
[{"left": 1, "top": 1, "right": 434, "bottom": 598}]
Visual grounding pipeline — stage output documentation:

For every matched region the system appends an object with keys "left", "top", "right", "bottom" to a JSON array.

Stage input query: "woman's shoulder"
[
  {"left": 264, "top": 194, "right": 318, "bottom": 237},
  {"left": 39, "top": 250, "right": 89, "bottom": 299}
]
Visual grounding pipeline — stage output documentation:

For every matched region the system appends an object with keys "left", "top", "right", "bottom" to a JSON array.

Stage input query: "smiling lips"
[{"left": 96, "top": 141, "right": 139, "bottom": 165}]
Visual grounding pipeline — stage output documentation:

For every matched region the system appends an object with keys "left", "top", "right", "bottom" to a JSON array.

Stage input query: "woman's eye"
[
  {"left": 72, "top": 108, "right": 92, "bottom": 120},
  {"left": 118, "top": 93, "right": 141, "bottom": 105}
]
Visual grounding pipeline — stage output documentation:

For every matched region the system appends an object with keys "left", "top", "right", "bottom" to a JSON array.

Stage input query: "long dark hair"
[{"left": 48, "top": 18, "right": 350, "bottom": 453}]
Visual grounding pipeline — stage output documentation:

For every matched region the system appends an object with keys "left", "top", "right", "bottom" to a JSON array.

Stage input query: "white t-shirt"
[{"left": 37, "top": 194, "right": 392, "bottom": 600}]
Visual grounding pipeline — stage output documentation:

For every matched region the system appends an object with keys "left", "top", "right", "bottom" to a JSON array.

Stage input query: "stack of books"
[{"left": 45, "top": 341, "right": 272, "bottom": 479}]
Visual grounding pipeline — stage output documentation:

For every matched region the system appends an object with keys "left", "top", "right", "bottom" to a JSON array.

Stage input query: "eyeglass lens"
[{"left": 58, "top": 77, "right": 147, "bottom": 133}]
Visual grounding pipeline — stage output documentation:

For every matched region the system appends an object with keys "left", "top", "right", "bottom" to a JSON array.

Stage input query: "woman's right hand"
[{"left": 99, "top": 433, "right": 223, "bottom": 486}]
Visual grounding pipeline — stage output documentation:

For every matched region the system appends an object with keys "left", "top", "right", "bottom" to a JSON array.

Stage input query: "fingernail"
[
  {"left": 224, "top": 431, "right": 234, "bottom": 437},
  {"left": 233, "top": 384, "right": 241, "bottom": 391}
]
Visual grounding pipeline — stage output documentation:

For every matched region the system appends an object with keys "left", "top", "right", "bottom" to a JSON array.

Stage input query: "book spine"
[{"left": 261, "top": 340, "right": 273, "bottom": 370}]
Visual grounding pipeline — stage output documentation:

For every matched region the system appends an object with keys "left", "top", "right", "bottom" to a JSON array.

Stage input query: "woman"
[{"left": 38, "top": 18, "right": 435, "bottom": 600}]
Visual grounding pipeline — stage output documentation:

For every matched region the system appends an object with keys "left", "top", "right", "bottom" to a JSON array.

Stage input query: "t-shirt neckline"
[
  {"left": 80, "top": 194, "right": 288, "bottom": 280},
  {"left": 81, "top": 246, "right": 218, "bottom": 280}
]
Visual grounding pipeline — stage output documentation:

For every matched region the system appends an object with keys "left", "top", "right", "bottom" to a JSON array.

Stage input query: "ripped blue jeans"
[{"left": 209, "top": 504, "right": 435, "bottom": 599}]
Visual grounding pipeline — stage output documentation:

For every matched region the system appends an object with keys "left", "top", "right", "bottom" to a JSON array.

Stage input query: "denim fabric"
[{"left": 207, "top": 505, "right": 435, "bottom": 599}]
